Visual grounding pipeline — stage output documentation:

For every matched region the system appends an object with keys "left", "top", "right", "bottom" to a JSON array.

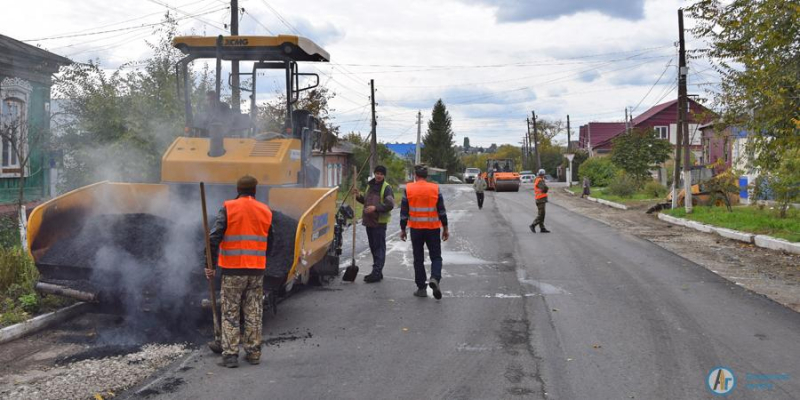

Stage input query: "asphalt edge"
[
  {"left": 0, "top": 302, "right": 91, "bottom": 345},
  {"left": 657, "top": 212, "right": 800, "bottom": 255}
]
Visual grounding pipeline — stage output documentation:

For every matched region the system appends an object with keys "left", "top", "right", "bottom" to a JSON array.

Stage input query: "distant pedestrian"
[
  {"left": 205, "top": 175, "right": 273, "bottom": 368},
  {"left": 529, "top": 169, "right": 550, "bottom": 233},
  {"left": 352, "top": 165, "right": 394, "bottom": 283},
  {"left": 581, "top": 176, "right": 591, "bottom": 198},
  {"left": 473, "top": 174, "right": 487, "bottom": 209},
  {"left": 400, "top": 165, "right": 449, "bottom": 299}
]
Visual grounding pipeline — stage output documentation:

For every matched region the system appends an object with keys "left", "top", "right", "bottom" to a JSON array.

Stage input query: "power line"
[
  {"left": 630, "top": 58, "right": 675, "bottom": 113},
  {"left": 25, "top": 6, "right": 228, "bottom": 42}
]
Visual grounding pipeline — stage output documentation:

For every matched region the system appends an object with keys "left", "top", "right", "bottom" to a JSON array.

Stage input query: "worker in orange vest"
[
  {"left": 529, "top": 169, "right": 551, "bottom": 233},
  {"left": 205, "top": 175, "right": 274, "bottom": 368},
  {"left": 400, "top": 165, "right": 450, "bottom": 299}
]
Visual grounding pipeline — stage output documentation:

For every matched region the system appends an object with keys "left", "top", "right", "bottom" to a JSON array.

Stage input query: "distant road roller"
[{"left": 481, "top": 158, "right": 520, "bottom": 192}]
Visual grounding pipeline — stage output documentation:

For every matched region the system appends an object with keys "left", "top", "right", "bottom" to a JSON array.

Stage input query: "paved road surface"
[{"left": 132, "top": 184, "right": 800, "bottom": 399}]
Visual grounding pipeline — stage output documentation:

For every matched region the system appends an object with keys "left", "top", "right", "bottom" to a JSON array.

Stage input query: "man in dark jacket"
[
  {"left": 205, "top": 175, "right": 274, "bottom": 367},
  {"left": 353, "top": 165, "right": 394, "bottom": 283}
]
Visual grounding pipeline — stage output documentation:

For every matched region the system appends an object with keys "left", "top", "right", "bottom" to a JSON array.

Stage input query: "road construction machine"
[
  {"left": 481, "top": 158, "right": 520, "bottom": 192},
  {"left": 27, "top": 35, "right": 346, "bottom": 305},
  {"left": 646, "top": 166, "right": 740, "bottom": 213}
]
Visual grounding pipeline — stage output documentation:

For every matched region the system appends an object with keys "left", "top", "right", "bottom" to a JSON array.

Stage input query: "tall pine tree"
[{"left": 421, "top": 99, "right": 460, "bottom": 174}]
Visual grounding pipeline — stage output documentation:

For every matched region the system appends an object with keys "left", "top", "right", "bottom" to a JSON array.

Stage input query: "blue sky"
[{"left": 4, "top": 0, "right": 719, "bottom": 147}]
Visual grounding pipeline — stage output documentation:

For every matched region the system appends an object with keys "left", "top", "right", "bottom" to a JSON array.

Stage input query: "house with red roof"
[{"left": 579, "top": 99, "right": 714, "bottom": 158}]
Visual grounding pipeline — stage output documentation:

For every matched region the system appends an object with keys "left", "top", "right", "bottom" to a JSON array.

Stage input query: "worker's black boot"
[
  {"left": 222, "top": 355, "right": 238, "bottom": 368},
  {"left": 363, "top": 272, "right": 382, "bottom": 283},
  {"left": 529, "top": 224, "right": 536, "bottom": 233},
  {"left": 540, "top": 226, "right": 551, "bottom": 233},
  {"left": 429, "top": 278, "right": 442, "bottom": 300},
  {"left": 208, "top": 341, "right": 223, "bottom": 354},
  {"left": 413, "top": 288, "right": 428, "bottom": 297}
]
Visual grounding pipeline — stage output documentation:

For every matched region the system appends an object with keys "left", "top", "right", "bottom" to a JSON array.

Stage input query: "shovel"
[
  {"left": 342, "top": 166, "right": 359, "bottom": 282},
  {"left": 200, "top": 182, "right": 222, "bottom": 342}
]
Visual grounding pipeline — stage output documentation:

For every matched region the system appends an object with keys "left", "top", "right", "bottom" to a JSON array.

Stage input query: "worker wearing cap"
[
  {"left": 529, "top": 169, "right": 551, "bottom": 233},
  {"left": 352, "top": 165, "right": 395, "bottom": 283},
  {"left": 400, "top": 165, "right": 450, "bottom": 299},
  {"left": 205, "top": 175, "right": 274, "bottom": 368}
]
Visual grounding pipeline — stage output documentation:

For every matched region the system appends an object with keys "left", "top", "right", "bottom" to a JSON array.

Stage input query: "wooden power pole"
[
  {"left": 415, "top": 111, "right": 422, "bottom": 165},
  {"left": 678, "top": 8, "right": 692, "bottom": 213},
  {"left": 532, "top": 111, "right": 541, "bottom": 171},
  {"left": 370, "top": 79, "right": 377, "bottom": 173}
]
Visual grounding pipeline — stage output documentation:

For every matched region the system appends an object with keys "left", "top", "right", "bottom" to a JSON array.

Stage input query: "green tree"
[
  {"left": 342, "top": 132, "right": 409, "bottom": 189},
  {"left": 687, "top": 0, "right": 799, "bottom": 170},
  {"left": 53, "top": 15, "right": 200, "bottom": 190},
  {"left": 578, "top": 157, "right": 619, "bottom": 187},
  {"left": 610, "top": 128, "right": 672, "bottom": 187},
  {"left": 257, "top": 86, "right": 339, "bottom": 152},
  {"left": 421, "top": 99, "right": 461, "bottom": 174}
]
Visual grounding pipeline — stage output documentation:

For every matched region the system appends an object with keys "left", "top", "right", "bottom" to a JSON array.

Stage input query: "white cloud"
[{"left": 2, "top": 0, "right": 716, "bottom": 146}]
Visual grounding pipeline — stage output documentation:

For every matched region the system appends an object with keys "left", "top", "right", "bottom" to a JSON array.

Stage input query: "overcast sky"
[{"left": 4, "top": 0, "right": 719, "bottom": 147}]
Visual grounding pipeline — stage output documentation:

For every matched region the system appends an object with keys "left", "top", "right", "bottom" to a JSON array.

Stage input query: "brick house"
[{"left": 579, "top": 99, "right": 714, "bottom": 157}]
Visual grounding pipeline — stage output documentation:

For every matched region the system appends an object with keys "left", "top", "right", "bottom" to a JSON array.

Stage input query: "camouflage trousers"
[
  {"left": 220, "top": 275, "right": 264, "bottom": 358},
  {"left": 532, "top": 201, "right": 546, "bottom": 227}
]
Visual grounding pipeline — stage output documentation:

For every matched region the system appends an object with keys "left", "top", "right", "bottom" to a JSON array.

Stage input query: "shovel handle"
[
  {"left": 200, "top": 182, "right": 221, "bottom": 340},
  {"left": 351, "top": 166, "right": 357, "bottom": 261}
]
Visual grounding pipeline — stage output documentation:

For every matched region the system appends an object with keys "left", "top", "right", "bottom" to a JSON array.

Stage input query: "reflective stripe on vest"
[
  {"left": 378, "top": 181, "right": 392, "bottom": 224},
  {"left": 218, "top": 196, "right": 273, "bottom": 269},
  {"left": 406, "top": 180, "right": 442, "bottom": 229},
  {"left": 534, "top": 177, "right": 548, "bottom": 200}
]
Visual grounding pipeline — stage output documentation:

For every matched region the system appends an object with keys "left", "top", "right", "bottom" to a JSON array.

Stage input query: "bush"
[
  {"left": 607, "top": 173, "right": 638, "bottom": 198},
  {"left": 0, "top": 247, "right": 38, "bottom": 294},
  {"left": 578, "top": 157, "right": 619, "bottom": 187},
  {"left": 642, "top": 181, "right": 668, "bottom": 198}
]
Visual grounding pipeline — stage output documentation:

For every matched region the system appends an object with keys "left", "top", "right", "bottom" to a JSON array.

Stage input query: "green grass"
[
  {"left": 666, "top": 206, "right": 800, "bottom": 243},
  {"left": 568, "top": 186, "right": 661, "bottom": 205}
]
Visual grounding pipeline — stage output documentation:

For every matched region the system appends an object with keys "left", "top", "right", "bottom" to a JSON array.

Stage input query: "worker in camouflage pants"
[
  {"left": 221, "top": 275, "right": 264, "bottom": 362},
  {"left": 206, "top": 175, "right": 274, "bottom": 368}
]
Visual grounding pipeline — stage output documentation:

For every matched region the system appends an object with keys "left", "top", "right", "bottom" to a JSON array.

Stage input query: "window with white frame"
[
  {"left": 654, "top": 126, "right": 669, "bottom": 140},
  {"left": 0, "top": 78, "right": 33, "bottom": 177}
]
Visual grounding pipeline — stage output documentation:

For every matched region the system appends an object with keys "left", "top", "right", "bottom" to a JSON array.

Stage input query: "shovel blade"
[{"left": 342, "top": 264, "right": 359, "bottom": 282}]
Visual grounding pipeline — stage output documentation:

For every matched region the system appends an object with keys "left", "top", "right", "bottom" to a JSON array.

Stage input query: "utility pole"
[
  {"left": 625, "top": 108, "right": 629, "bottom": 133},
  {"left": 230, "top": 0, "right": 240, "bottom": 112},
  {"left": 522, "top": 132, "right": 528, "bottom": 168},
  {"left": 566, "top": 114, "right": 571, "bottom": 153},
  {"left": 526, "top": 118, "right": 532, "bottom": 170},
  {"left": 415, "top": 110, "right": 422, "bottom": 165},
  {"left": 532, "top": 111, "right": 541, "bottom": 171},
  {"left": 370, "top": 79, "right": 377, "bottom": 173},
  {"left": 678, "top": 8, "right": 692, "bottom": 213}
]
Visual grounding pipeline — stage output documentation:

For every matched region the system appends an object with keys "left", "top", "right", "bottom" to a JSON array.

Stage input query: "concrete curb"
[
  {"left": 563, "top": 188, "right": 576, "bottom": 196},
  {"left": 754, "top": 235, "right": 800, "bottom": 254},
  {"left": 657, "top": 213, "right": 800, "bottom": 254},
  {"left": 587, "top": 196, "right": 628, "bottom": 210},
  {"left": 0, "top": 302, "right": 90, "bottom": 345}
]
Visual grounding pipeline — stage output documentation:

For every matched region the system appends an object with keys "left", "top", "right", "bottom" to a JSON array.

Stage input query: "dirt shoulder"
[{"left": 552, "top": 188, "right": 800, "bottom": 313}]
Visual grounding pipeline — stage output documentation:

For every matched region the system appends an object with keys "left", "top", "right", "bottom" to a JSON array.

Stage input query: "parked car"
[
  {"left": 448, "top": 176, "right": 463, "bottom": 184},
  {"left": 520, "top": 174, "right": 534, "bottom": 183},
  {"left": 463, "top": 168, "right": 481, "bottom": 183}
]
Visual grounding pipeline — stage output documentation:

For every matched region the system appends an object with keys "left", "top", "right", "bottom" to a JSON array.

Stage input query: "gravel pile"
[{"left": 1, "top": 344, "right": 188, "bottom": 400}]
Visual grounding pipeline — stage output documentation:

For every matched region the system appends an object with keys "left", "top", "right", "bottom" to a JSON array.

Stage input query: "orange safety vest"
[
  {"left": 218, "top": 196, "right": 273, "bottom": 269},
  {"left": 406, "top": 180, "right": 442, "bottom": 229},
  {"left": 534, "top": 177, "right": 548, "bottom": 200}
]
